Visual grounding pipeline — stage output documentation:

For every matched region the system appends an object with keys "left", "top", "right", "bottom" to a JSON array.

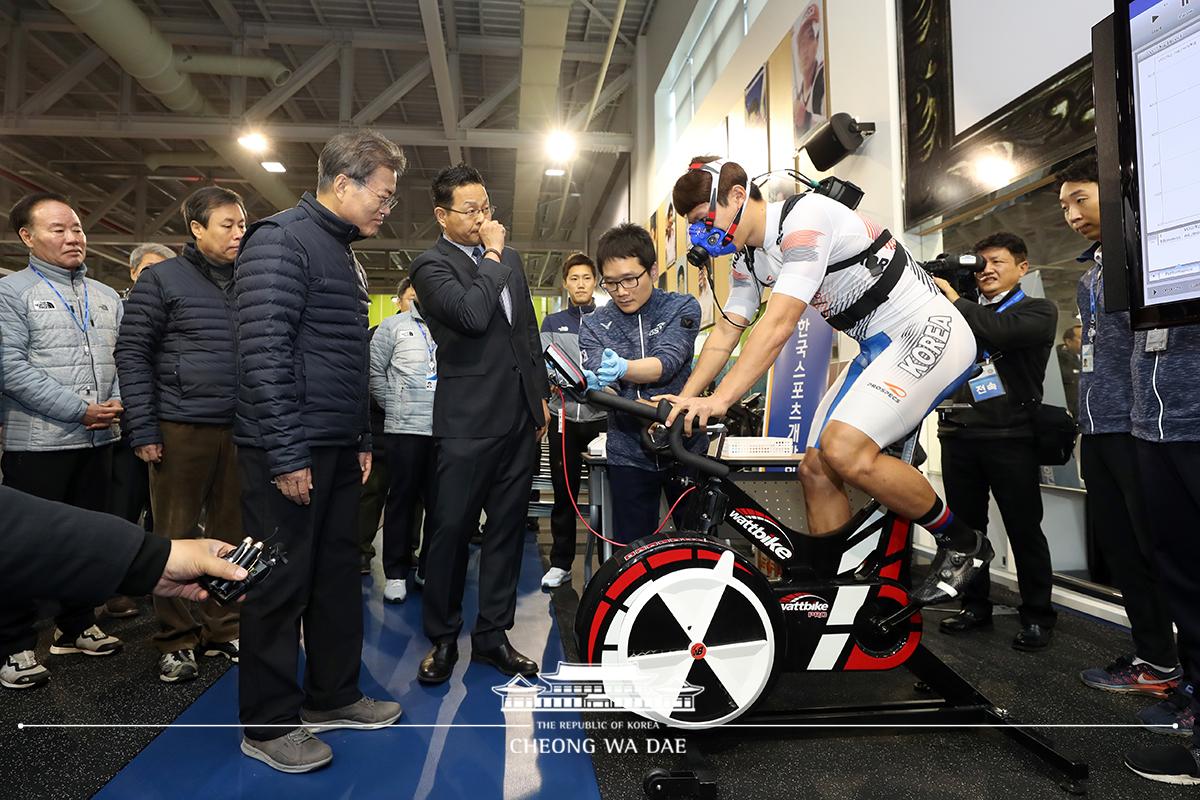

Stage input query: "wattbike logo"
[
  {"left": 728, "top": 508, "right": 794, "bottom": 560},
  {"left": 778, "top": 592, "right": 830, "bottom": 619}
]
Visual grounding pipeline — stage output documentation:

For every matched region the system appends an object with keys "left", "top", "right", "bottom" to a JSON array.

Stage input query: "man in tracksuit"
[
  {"left": 1122, "top": 301, "right": 1200, "bottom": 784},
  {"left": 1056, "top": 154, "right": 1180, "bottom": 702},
  {"left": 539, "top": 253, "right": 606, "bottom": 587},
  {"left": 579, "top": 224, "right": 705, "bottom": 545}
]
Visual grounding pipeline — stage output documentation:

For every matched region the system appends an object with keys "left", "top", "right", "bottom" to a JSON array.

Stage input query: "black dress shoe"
[
  {"left": 360, "top": 555, "right": 372, "bottom": 575},
  {"left": 472, "top": 642, "right": 538, "bottom": 677},
  {"left": 939, "top": 608, "right": 993, "bottom": 634},
  {"left": 418, "top": 642, "right": 458, "bottom": 684},
  {"left": 1012, "top": 623, "right": 1052, "bottom": 651}
]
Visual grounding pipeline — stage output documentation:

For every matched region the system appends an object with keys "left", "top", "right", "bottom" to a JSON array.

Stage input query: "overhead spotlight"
[
  {"left": 545, "top": 130, "right": 577, "bottom": 163},
  {"left": 261, "top": 161, "right": 286, "bottom": 173},
  {"left": 238, "top": 132, "right": 269, "bottom": 152},
  {"left": 544, "top": 167, "right": 566, "bottom": 177},
  {"left": 973, "top": 155, "right": 1016, "bottom": 189},
  {"left": 799, "top": 112, "right": 875, "bottom": 171}
]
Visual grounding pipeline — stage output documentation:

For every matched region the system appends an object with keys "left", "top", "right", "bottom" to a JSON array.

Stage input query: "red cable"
[{"left": 555, "top": 386, "right": 695, "bottom": 549}]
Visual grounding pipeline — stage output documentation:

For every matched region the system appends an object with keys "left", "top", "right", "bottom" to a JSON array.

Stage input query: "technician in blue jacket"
[{"left": 580, "top": 224, "right": 705, "bottom": 545}]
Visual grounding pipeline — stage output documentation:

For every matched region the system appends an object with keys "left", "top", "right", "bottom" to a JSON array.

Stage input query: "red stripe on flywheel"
[
  {"left": 604, "top": 560, "right": 647, "bottom": 601},
  {"left": 587, "top": 600, "right": 610, "bottom": 662},
  {"left": 648, "top": 549, "right": 693, "bottom": 570},
  {"left": 696, "top": 550, "right": 719, "bottom": 561}
]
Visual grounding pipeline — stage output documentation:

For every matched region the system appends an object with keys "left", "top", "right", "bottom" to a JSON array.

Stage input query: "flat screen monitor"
[{"left": 1115, "top": 0, "right": 1200, "bottom": 327}]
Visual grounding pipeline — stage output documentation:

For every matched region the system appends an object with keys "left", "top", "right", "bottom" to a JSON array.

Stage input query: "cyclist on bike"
[{"left": 660, "top": 157, "right": 990, "bottom": 604}]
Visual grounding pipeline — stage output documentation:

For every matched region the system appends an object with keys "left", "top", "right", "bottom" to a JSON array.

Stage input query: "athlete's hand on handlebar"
[{"left": 655, "top": 393, "right": 731, "bottom": 437}]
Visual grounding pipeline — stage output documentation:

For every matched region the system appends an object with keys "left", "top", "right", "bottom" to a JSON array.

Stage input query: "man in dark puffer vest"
[
  {"left": 116, "top": 187, "right": 247, "bottom": 685},
  {"left": 232, "top": 131, "right": 405, "bottom": 774}
]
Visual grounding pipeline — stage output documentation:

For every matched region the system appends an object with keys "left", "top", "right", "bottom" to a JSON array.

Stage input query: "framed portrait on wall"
[{"left": 791, "top": 0, "right": 829, "bottom": 143}]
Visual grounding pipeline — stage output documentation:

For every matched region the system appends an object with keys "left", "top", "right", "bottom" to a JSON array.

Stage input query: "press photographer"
[{"left": 932, "top": 231, "right": 1059, "bottom": 651}]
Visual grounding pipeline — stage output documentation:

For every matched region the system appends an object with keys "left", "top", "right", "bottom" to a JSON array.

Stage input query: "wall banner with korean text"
[{"left": 762, "top": 308, "right": 834, "bottom": 452}]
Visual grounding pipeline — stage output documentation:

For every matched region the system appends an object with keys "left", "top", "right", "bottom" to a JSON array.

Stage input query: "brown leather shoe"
[{"left": 102, "top": 596, "right": 140, "bottom": 619}]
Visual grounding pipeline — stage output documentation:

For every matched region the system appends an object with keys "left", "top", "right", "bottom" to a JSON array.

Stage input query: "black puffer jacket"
[
  {"left": 115, "top": 244, "right": 238, "bottom": 448},
  {"left": 234, "top": 193, "right": 371, "bottom": 476}
]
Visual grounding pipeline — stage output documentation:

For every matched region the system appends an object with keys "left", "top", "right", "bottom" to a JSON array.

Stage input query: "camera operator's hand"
[
  {"left": 155, "top": 539, "right": 247, "bottom": 602},
  {"left": 933, "top": 277, "right": 960, "bottom": 303}
]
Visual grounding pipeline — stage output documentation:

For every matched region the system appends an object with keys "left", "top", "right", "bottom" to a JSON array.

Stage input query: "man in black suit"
[{"left": 409, "top": 164, "right": 549, "bottom": 684}]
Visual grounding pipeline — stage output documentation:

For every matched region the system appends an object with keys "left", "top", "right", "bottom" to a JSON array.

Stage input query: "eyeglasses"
[
  {"left": 351, "top": 177, "right": 399, "bottom": 211},
  {"left": 442, "top": 204, "right": 497, "bottom": 219},
  {"left": 599, "top": 268, "right": 649, "bottom": 292}
]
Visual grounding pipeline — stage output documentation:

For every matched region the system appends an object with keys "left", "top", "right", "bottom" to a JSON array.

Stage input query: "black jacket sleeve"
[
  {"left": 410, "top": 249, "right": 514, "bottom": 337},
  {"left": 953, "top": 295, "right": 1057, "bottom": 354},
  {"left": 0, "top": 487, "right": 170, "bottom": 603},
  {"left": 236, "top": 223, "right": 311, "bottom": 476},
  {"left": 115, "top": 270, "right": 169, "bottom": 448}
]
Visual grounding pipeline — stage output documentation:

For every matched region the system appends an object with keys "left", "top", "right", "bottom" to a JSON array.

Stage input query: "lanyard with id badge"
[
  {"left": 967, "top": 289, "right": 1025, "bottom": 402},
  {"left": 30, "top": 266, "right": 96, "bottom": 403},
  {"left": 1081, "top": 267, "right": 1100, "bottom": 373},
  {"left": 416, "top": 320, "right": 437, "bottom": 390}
]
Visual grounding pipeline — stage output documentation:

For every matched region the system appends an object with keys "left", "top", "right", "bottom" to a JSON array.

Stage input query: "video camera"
[{"left": 922, "top": 252, "right": 986, "bottom": 301}]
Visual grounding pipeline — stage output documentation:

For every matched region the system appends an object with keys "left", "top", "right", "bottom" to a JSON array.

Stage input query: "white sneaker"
[
  {"left": 384, "top": 578, "right": 407, "bottom": 604},
  {"left": 1, "top": 650, "right": 50, "bottom": 689},
  {"left": 49, "top": 625, "right": 122, "bottom": 656},
  {"left": 541, "top": 567, "right": 571, "bottom": 588}
]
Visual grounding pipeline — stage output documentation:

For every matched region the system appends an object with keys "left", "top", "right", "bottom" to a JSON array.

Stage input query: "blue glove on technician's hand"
[
  {"left": 583, "top": 370, "right": 605, "bottom": 392},
  {"left": 595, "top": 348, "right": 628, "bottom": 386}
]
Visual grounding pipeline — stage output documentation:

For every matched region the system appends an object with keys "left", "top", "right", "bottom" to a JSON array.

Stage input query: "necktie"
[{"left": 475, "top": 246, "right": 512, "bottom": 324}]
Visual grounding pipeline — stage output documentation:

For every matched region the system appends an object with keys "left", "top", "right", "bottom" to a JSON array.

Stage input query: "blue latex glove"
[
  {"left": 595, "top": 348, "right": 628, "bottom": 386},
  {"left": 583, "top": 369, "right": 604, "bottom": 392}
]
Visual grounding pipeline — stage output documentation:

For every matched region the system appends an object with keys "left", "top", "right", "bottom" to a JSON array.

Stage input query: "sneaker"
[
  {"left": 1081, "top": 655, "right": 1181, "bottom": 696},
  {"left": 383, "top": 579, "right": 407, "bottom": 604},
  {"left": 911, "top": 533, "right": 994, "bottom": 605},
  {"left": 158, "top": 650, "right": 198, "bottom": 683},
  {"left": 241, "top": 728, "right": 332, "bottom": 774},
  {"left": 1138, "top": 685, "right": 1196, "bottom": 737},
  {"left": 102, "top": 596, "right": 140, "bottom": 619},
  {"left": 49, "top": 625, "right": 122, "bottom": 657},
  {"left": 299, "top": 695, "right": 403, "bottom": 732},
  {"left": 0, "top": 650, "right": 50, "bottom": 689},
  {"left": 202, "top": 639, "right": 239, "bottom": 663},
  {"left": 413, "top": 571, "right": 425, "bottom": 589},
  {"left": 1124, "top": 742, "right": 1200, "bottom": 785},
  {"left": 541, "top": 567, "right": 571, "bottom": 588}
]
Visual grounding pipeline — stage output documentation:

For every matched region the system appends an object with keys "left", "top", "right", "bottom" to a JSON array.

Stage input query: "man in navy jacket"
[{"left": 233, "top": 131, "right": 405, "bottom": 774}]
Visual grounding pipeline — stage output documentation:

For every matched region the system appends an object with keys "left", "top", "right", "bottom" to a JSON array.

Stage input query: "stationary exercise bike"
[{"left": 543, "top": 344, "right": 1090, "bottom": 796}]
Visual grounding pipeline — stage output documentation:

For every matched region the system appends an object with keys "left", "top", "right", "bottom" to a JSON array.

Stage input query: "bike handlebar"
[{"left": 582, "top": 390, "right": 730, "bottom": 479}]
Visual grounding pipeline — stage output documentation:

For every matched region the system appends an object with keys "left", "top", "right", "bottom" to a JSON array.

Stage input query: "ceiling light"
[
  {"left": 545, "top": 130, "right": 577, "bottom": 163},
  {"left": 238, "top": 132, "right": 269, "bottom": 152},
  {"left": 261, "top": 161, "right": 286, "bottom": 173},
  {"left": 544, "top": 168, "right": 566, "bottom": 177},
  {"left": 973, "top": 155, "right": 1016, "bottom": 189}
]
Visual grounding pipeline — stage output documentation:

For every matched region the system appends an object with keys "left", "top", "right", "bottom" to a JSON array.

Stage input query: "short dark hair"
[
  {"left": 1063, "top": 325, "right": 1081, "bottom": 343},
  {"left": 672, "top": 156, "right": 762, "bottom": 218},
  {"left": 395, "top": 277, "right": 413, "bottom": 297},
  {"left": 431, "top": 163, "right": 485, "bottom": 208},
  {"left": 9, "top": 191, "right": 72, "bottom": 233},
  {"left": 317, "top": 130, "right": 407, "bottom": 192},
  {"left": 181, "top": 186, "right": 245, "bottom": 238},
  {"left": 596, "top": 223, "right": 656, "bottom": 271},
  {"left": 1057, "top": 150, "right": 1098, "bottom": 187},
  {"left": 562, "top": 252, "right": 597, "bottom": 281},
  {"left": 973, "top": 231, "right": 1028, "bottom": 262}
]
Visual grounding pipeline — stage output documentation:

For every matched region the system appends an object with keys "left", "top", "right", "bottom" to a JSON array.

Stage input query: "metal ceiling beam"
[
  {"left": 458, "top": 75, "right": 519, "bottom": 130},
  {"left": 245, "top": 40, "right": 341, "bottom": 119},
  {"left": 81, "top": 175, "right": 138, "bottom": 228},
  {"left": 18, "top": 45, "right": 109, "bottom": 116},
  {"left": 567, "top": 67, "right": 632, "bottom": 131},
  {"left": 0, "top": 114, "right": 635, "bottom": 151},
  {"left": 418, "top": 0, "right": 462, "bottom": 164},
  {"left": 15, "top": 11, "right": 636, "bottom": 64},
  {"left": 352, "top": 58, "right": 430, "bottom": 126},
  {"left": 578, "top": 0, "right": 636, "bottom": 48}
]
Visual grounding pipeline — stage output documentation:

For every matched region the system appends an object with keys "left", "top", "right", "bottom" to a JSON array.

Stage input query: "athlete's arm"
[
  {"left": 677, "top": 313, "right": 747, "bottom": 398},
  {"left": 662, "top": 292, "right": 807, "bottom": 433}
]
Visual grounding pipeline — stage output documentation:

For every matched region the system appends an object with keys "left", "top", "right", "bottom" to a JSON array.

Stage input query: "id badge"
[
  {"left": 968, "top": 362, "right": 1005, "bottom": 401},
  {"left": 1081, "top": 344, "right": 1094, "bottom": 373},
  {"left": 425, "top": 374, "right": 437, "bottom": 391},
  {"left": 1145, "top": 328, "right": 1169, "bottom": 352}
]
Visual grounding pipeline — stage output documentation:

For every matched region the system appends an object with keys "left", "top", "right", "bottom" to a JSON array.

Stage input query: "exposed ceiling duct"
[
  {"left": 48, "top": 0, "right": 297, "bottom": 211},
  {"left": 174, "top": 53, "right": 292, "bottom": 87}
]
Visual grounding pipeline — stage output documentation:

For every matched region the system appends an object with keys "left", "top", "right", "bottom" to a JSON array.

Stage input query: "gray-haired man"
[{"left": 234, "top": 130, "right": 406, "bottom": 772}]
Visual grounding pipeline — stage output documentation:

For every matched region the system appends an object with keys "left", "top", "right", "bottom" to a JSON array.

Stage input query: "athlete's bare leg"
[
  {"left": 814, "top": 421, "right": 937, "bottom": 522},
  {"left": 798, "top": 447, "right": 851, "bottom": 535}
]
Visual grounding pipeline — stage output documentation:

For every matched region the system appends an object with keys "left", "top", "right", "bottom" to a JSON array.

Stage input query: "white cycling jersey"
[{"left": 723, "top": 193, "right": 940, "bottom": 341}]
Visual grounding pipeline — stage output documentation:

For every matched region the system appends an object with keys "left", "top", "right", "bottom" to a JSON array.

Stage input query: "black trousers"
[
  {"left": 1135, "top": 438, "right": 1200, "bottom": 745},
  {"left": 607, "top": 464, "right": 691, "bottom": 546},
  {"left": 237, "top": 446, "right": 364, "bottom": 740},
  {"left": 1082, "top": 433, "right": 1177, "bottom": 666},
  {"left": 423, "top": 416, "right": 538, "bottom": 649},
  {"left": 381, "top": 433, "right": 434, "bottom": 579},
  {"left": 357, "top": 443, "right": 389, "bottom": 559},
  {"left": 547, "top": 416, "right": 606, "bottom": 570},
  {"left": 0, "top": 445, "right": 113, "bottom": 658},
  {"left": 109, "top": 439, "right": 152, "bottom": 531},
  {"left": 939, "top": 436, "right": 1057, "bottom": 627}
]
